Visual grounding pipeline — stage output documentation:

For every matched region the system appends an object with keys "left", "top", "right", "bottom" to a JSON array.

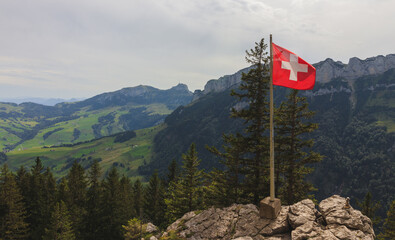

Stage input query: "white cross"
[{"left": 281, "top": 53, "right": 308, "bottom": 81}]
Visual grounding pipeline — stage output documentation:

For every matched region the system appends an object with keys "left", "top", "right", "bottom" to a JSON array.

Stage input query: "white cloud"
[{"left": 0, "top": 0, "right": 394, "bottom": 98}]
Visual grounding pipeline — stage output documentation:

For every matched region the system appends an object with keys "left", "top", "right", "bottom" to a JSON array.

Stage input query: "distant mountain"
[
  {"left": 0, "top": 84, "right": 192, "bottom": 151},
  {"left": 0, "top": 97, "right": 83, "bottom": 106},
  {"left": 142, "top": 54, "right": 395, "bottom": 217}
]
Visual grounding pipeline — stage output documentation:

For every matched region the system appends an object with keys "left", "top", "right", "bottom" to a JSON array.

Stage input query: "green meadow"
[{"left": 6, "top": 124, "right": 164, "bottom": 181}]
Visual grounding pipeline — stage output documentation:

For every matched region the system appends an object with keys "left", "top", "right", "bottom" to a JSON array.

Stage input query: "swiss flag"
[{"left": 272, "top": 43, "right": 316, "bottom": 90}]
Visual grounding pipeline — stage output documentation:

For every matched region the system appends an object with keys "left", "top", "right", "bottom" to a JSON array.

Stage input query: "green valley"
[
  {"left": 0, "top": 84, "right": 192, "bottom": 151},
  {"left": 5, "top": 124, "right": 164, "bottom": 180}
]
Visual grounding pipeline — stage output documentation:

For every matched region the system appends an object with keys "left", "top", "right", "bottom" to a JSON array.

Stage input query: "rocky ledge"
[{"left": 159, "top": 195, "right": 374, "bottom": 240}]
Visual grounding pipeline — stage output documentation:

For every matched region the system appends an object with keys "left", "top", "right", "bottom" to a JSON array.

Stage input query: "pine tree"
[
  {"left": 379, "top": 200, "right": 395, "bottom": 240},
  {"left": 202, "top": 169, "right": 228, "bottom": 207},
  {"left": 122, "top": 218, "right": 142, "bottom": 240},
  {"left": 207, "top": 133, "right": 246, "bottom": 206},
  {"left": 209, "top": 38, "right": 271, "bottom": 205},
  {"left": 0, "top": 164, "right": 29, "bottom": 240},
  {"left": 166, "top": 159, "right": 178, "bottom": 186},
  {"left": 180, "top": 143, "right": 204, "bottom": 211},
  {"left": 133, "top": 179, "right": 143, "bottom": 220},
  {"left": 26, "top": 157, "right": 55, "bottom": 240},
  {"left": 275, "top": 89, "right": 322, "bottom": 204},
  {"left": 57, "top": 178, "right": 70, "bottom": 204},
  {"left": 65, "top": 161, "right": 87, "bottom": 239},
  {"left": 119, "top": 176, "right": 134, "bottom": 223},
  {"left": 144, "top": 171, "right": 165, "bottom": 226},
  {"left": 15, "top": 166, "right": 30, "bottom": 203},
  {"left": 356, "top": 192, "right": 381, "bottom": 228},
  {"left": 165, "top": 143, "right": 204, "bottom": 222},
  {"left": 101, "top": 167, "right": 124, "bottom": 240},
  {"left": 43, "top": 201, "right": 75, "bottom": 240},
  {"left": 84, "top": 160, "right": 104, "bottom": 240}
]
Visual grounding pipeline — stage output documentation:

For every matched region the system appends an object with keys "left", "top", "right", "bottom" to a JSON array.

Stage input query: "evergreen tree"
[
  {"left": 57, "top": 178, "right": 70, "bottom": 204},
  {"left": 119, "top": 176, "right": 134, "bottom": 223},
  {"left": 43, "top": 201, "right": 75, "bottom": 240},
  {"left": 0, "top": 164, "right": 29, "bottom": 240},
  {"left": 356, "top": 192, "right": 381, "bottom": 228},
  {"left": 165, "top": 143, "right": 204, "bottom": 222},
  {"left": 180, "top": 143, "right": 203, "bottom": 212},
  {"left": 101, "top": 167, "right": 124, "bottom": 240},
  {"left": 122, "top": 218, "right": 142, "bottom": 240},
  {"left": 15, "top": 166, "right": 30, "bottom": 203},
  {"left": 26, "top": 157, "right": 55, "bottom": 240},
  {"left": 202, "top": 169, "right": 228, "bottom": 207},
  {"left": 65, "top": 162, "right": 87, "bottom": 239},
  {"left": 208, "top": 38, "right": 271, "bottom": 205},
  {"left": 379, "top": 200, "right": 395, "bottom": 240},
  {"left": 275, "top": 89, "right": 322, "bottom": 204},
  {"left": 166, "top": 159, "right": 178, "bottom": 186},
  {"left": 84, "top": 160, "right": 104, "bottom": 240},
  {"left": 207, "top": 133, "right": 246, "bottom": 206},
  {"left": 133, "top": 179, "right": 143, "bottom": 220},
  {"left": 144, "top": 171, "right": 165, "bottom": 226}
]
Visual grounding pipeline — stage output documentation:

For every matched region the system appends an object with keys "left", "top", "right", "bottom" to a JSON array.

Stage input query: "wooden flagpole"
[{"left": 269, "top": 34, "right": 275, "bottom": 201}]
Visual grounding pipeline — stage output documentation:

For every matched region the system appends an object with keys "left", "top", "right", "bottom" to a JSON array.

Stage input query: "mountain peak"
[{"left": 170, "top": 83, "right": 190, "bottom": 92}]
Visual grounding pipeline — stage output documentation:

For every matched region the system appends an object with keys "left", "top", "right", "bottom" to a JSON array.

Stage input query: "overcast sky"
[{"left": 0, "top": 0, "right": 394, "bottom": 99}]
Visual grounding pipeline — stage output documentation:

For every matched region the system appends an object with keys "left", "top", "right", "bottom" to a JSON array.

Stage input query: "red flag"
[{"left": 272, "top": 43, "right": 316, "bottom": 90}]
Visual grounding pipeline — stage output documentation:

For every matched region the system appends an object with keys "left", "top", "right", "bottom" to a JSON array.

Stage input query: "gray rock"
[
  {"left": 315, "top": 54, "right": 395, "bottom": 83},
  {"left": 287, "top": 199, "right": 316, "bottom": 229},
  {"left": 166, "top": 211, "right": 196, "bottom": 232},
  {"left": 319, "top": 195, "right": 375, "bottom": 239},
  {"left": 291, "top": 221, "right": 337, "bottom": 240},
  {"left": 263, "top": 234, "right": 291, "bottom": 240},
  {"left": 232, "top": 237, "right": 253, "bottom": 240},
  {"left": 163, "top": 195, "right": 375, "bottom": 240},
  {"left": 260, "top": 206, "right": 290, "bottom": 236},
  {"left": 145, "top": 222, "right": 158, "bottom": 233}
]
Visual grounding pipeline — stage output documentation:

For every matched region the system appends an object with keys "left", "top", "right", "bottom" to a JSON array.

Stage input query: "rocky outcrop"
[
  {"left": 192, "top": 67, "right": 251, "bottom": 101},
  {"left": 193, "top": 54, "right": 395, "bottom": 100},
  {"left": 160, "top": 195, "right": 375, "bottom": 240},
  {"left": 314, "top": 54, "right": 395, "bottom": 83}
]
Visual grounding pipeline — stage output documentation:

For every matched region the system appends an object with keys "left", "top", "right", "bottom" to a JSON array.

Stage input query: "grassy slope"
[
  {"left": 6, "top": 124, "right": 164, "bottom": 181},
  {"left": 367, "top": 93, "right": 395, "bottom": 132},
  {"left": 11, "top": 103, "right": 171, "bottom": 150}
]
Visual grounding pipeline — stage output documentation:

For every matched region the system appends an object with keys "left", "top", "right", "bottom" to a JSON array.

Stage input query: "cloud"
[{"left": 0, "top": 0, "right": 394, "bottom": 98}]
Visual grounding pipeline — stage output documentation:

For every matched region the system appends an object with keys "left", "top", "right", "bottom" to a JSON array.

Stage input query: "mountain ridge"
[
  {"left": 193, "top": 54, "right": 395, "bottom": 100},
  {"left": 0, "top": 83, "right": 193, "bottom": 151}
]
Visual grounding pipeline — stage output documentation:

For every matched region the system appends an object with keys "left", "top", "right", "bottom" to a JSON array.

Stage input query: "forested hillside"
[{"left": 143, "top": 67, "right": 395, "bottom": 219}]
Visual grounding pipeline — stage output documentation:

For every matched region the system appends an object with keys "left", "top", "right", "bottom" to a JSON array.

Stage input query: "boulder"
[
  {"left": 287, "top": 199, "right": 316, "bottom": 229},
  {"left": 319, "top": 195, "right": 375, "bottom": 239},
  {"left": 146, "top": 222, "right": 158, "bottom": 233},
  {"left": 162, "top": 195, "right": 375, "bottom": 240}
]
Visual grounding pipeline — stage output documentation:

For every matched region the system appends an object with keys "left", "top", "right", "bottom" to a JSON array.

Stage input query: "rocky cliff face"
[
  {"left": 192, "top": 67, "right": 251, "bottom": 101},
  {"left": 159, "top": 195, "right": 374, "bottom": 240},
  {"left": 314, "top": 54, "right": 395, "bottom": 83},
  {"left": 193, "top": 54, "right": 395, "bottom": 100}
]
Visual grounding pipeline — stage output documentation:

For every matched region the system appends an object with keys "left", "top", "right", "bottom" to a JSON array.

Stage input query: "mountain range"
[
  {"left": 0, "top": 97, "right": 84, "bottom": 106},
  {"left": 143, "top": 53, "right": 395, "bottom": 217},
  {"left": 0, "top": 84, "right": 192, "bottom": 151},
  {"left": 2, "top": 53, "right": 394, "bottom": 216}
]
